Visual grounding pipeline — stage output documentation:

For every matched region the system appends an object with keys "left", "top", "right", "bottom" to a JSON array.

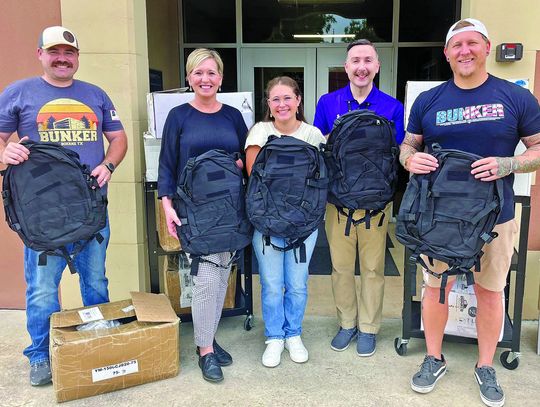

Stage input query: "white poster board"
[
  {"left": 147, "top": 89, "right": 254, "bottom": 139},
  {"left": 404, "top": 81, "right": 532, "bottom": 197}
]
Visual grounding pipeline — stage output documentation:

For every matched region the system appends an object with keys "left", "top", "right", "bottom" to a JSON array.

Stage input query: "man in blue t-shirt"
[
  {"left": 401, "top": 18, "right": 540, "bottom": 407},
  {"left": 314, "top": 39, "right": 404, "bottom": 357},
  {"left": 0, "top": 26, "right": 128, "bottom": 386}
]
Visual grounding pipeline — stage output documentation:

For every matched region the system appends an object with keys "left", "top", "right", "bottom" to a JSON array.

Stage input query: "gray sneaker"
[
  {"left": 30, "top": 360, "right": 52, "bottom": 386},
  {"left": 474, "top": 365, "right": 505, "bottom": 407},
  {"left": 411, "top": 355, "right": 447, "bottom": 393},
  {"left": 330, "top": 327, "right": 358, "bottom": 351}
]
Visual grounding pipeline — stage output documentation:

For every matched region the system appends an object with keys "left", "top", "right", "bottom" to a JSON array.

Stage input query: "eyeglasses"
[{"left": 268, "top": 96, "right": 296, "bottom": 105}]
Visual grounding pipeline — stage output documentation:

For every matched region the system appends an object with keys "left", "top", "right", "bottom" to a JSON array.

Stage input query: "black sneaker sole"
[{"left": 202, "top": 374, "right": 224, "bottom": 383}]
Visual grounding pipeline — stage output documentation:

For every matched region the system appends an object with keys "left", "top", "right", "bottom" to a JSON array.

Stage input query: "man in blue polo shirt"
[{"left": 314, "top": 39, "right": 404, "bottom": 357}]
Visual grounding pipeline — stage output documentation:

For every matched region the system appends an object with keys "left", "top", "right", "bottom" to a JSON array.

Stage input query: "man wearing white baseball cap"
[
  {"left": 0, "top": 26, "right": 127, "bottom": 386},
  {"left": 38, "top": 25, "right": 79, "bottom": 50},
  {"left": 400, "top": 18, "right": 540, "bottom": 407}
]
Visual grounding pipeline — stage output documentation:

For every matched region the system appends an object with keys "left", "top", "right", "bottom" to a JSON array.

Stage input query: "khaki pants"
[
  {"left": 325, "top": 203, "right": 391, "bottom": 334},
  {"left": 423, "top": 219, "right": 518, "bottom": 292}
]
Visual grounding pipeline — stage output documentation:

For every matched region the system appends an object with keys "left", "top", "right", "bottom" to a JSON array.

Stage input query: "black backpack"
[
  {"left": 395, "top": 145, "right": 504, "bottom": 303},
  {"left": 1, "top": 140, "right": 107, "bottom": 273},
  {"left": 246, "top": 135, "right": 328, "bottom": 262},
  {"left": 322, "top": 109, "right": 399, "bottom": 235},
  {"left": 174, "top": 149, "right": 252, "bottom": 274}
]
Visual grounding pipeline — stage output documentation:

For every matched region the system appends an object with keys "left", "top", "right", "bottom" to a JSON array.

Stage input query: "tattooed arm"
[
  {"left": 399, "top": 132, "right": 439, "bottom": 174},
  {"left": 471, "top": 132, "right": 540, "bottom": 181}
]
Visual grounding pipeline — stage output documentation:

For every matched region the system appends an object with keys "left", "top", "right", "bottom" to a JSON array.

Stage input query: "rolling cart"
[
  {"left": 144, "top": 181, "right": 254, "bottom": 331},
  {"left": 394, "top": 195, "right": 531, "bottom": 370}
]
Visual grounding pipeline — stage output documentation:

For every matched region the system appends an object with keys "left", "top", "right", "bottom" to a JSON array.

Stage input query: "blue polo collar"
[{"left": 345, "top": 84, "right": 379, "bottom": 111}]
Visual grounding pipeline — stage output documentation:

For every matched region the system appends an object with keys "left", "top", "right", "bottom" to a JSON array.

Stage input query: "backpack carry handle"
[{"left": 431, "top": 143, "right": 442, "bottom": 152}]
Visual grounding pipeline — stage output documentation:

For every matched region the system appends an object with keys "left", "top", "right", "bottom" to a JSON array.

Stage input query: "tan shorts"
[{"left": 422, "top": 219, "right": 518, "bottom": 292}]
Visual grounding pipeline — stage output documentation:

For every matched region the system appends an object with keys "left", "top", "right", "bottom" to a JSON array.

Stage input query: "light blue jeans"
[
  {"left": 252, "top": 229, "right": 318, "bottom": 339},
  {"left": 23, "top": 218, "right": 110, "bottom": 365}
]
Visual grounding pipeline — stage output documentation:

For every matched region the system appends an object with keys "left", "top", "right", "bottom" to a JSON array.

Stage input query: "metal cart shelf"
[
  {"left": 144, "top": 181, "right": 254, "bottom": 330},
  {"left": 394, "top": 195, "right": 531, "bottom": 370}
]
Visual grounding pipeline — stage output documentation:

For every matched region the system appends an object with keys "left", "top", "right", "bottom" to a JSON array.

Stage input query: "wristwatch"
[{"left": 103, "top": 162, "right": 115, "bottom": 174}]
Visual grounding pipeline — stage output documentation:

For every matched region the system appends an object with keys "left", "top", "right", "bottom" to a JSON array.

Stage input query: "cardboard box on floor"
[
  {"left": 163, "top": 253, "right": 237, "bottom": 315},
  {"left": 50, "top": 292, "right": 180, "bottom": 403}
]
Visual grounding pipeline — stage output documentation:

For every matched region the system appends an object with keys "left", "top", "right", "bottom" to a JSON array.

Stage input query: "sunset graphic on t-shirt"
[{"left": 36, "top": 98, "right": 99, "bottom": 146}]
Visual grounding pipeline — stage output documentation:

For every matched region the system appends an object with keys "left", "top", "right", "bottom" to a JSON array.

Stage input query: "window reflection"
[
  {"left": 396, "top": 47, "right": 452, "bottom": 103},
  {"left": 399, "top": 0, "right": 458, "bottom": 42},
  {"left": 183, "top": 0, "right": 236, "bottom": 43},
  {"left": 243, "top": 0, "right": 393, "bottom": 43}
]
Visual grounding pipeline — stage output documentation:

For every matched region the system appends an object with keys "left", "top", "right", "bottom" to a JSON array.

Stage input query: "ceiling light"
[{"left": 293, "top": 34, "right": 356, "bottom": 39}]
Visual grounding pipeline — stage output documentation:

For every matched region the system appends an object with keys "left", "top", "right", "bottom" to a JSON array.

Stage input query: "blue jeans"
[
  {"left": 252, "top": 229, "right": 317, "bottom": 339},
  {"left": 23, "top": 217, "right": 110, "bottom": 365}
]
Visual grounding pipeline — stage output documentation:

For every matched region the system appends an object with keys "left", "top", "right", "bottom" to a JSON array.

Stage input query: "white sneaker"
[
  {"left": 285, "top": 336, "right": 309, "bottom": 363},
  {"left": 262, "top": 339, "right": 284, "bottom": 368}
]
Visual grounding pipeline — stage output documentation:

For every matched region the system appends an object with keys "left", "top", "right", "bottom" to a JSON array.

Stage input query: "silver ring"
[{"left": 488, "top": 169, "right": 493, "bottom": 176}]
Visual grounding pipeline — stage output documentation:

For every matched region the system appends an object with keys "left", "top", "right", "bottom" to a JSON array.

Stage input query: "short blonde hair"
[{"left": 185, "top": 48, "right": 224, "bottom": 77}]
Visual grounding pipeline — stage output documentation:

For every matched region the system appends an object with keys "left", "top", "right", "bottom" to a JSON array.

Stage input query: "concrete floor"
[
  {"left": 1, "top": 309, "right": 539, "bottom": 406},
  {"left": 2, "top": 225, "right": 539, "bottom": 406}
]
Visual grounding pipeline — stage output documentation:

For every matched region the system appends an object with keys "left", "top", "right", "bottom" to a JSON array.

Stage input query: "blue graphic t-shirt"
[
  {"left": 0, "top": 77, "right": 124, "bottom": 170},
  {"left": 407, "top": 75, "right": 540, "bottom": 223}
]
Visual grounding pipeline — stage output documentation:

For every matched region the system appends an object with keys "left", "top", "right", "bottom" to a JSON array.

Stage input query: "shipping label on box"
[
  {"left": 421, "top": 276, "right": 504, "bottom": 341},
  {"left": 50, "top": 292, "right": 180, "bottom": 403}
]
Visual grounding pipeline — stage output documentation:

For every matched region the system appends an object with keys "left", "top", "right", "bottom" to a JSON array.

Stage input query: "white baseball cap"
[
  {"left": 38, "top": 26, "right": 79, "bottom": 50},
  {"left": 445, "top": 18, "right": 489, "bottom": 46}
]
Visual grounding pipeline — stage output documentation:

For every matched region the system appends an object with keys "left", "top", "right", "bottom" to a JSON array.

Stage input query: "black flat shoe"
[
  {"left": 213, "top": 340, "right": 233, "bottom": 366},
  {"left": 196, "top": 340, "right": 233, "bottom": 367},
  {"left": 198, "top": 353, "right": 223, "bottom": 383}
]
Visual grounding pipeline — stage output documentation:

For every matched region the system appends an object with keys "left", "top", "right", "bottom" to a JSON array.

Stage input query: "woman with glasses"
[{"left": 245, "top": 76, "right": 325, "bottom": 368}]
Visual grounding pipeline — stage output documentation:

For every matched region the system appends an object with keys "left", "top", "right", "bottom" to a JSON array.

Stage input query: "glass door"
[
  {"left": 240, "top": 46, "right": 394, "bottom": 124},
  {"left": 240, "top": 48, "right": 317, "bottom": 123},
  {"left": 316, "top": 47, "right": 395, "bottom": 102}
]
